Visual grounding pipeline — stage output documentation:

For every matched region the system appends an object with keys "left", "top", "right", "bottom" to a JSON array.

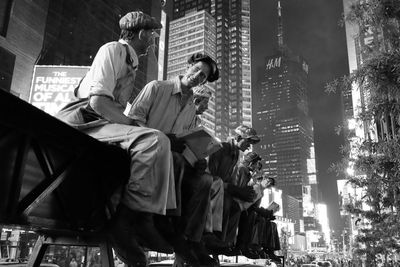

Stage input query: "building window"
[{"left": 0, "top": 0, "right": 13, "bottom": 37}]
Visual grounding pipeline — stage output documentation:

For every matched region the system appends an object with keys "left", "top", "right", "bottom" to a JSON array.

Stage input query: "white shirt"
[{"left": 77, "top": 39, "right": 138, "bottom": 100}]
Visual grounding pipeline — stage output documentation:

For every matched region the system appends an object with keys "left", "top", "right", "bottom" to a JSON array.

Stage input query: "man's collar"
[
  {"left": 118, "top": 39, "right": 138, "bottom": 64},
  {"left": 171, "top": 76, "right": 184, "bottom": 95}
]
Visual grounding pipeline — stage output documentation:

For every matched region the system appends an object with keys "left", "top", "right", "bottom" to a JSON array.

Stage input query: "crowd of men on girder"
[{"left": 56, "top": 11, "right": 282, "bottom": 267}]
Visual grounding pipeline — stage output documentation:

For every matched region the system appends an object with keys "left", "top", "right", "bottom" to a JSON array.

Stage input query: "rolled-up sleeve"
[
  {"left": 125, "top": 80, "right": 158, "bottom": 124},
  {"left": 87, "top": 44, "right": 124, "bottom": 99}
]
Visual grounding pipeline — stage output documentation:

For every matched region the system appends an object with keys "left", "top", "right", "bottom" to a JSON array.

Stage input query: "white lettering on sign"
[
  {"left": 29, "top": 66, "right": 90, "bottom": 116},
  {"left": 266, "top": 57, "right": 281, "bottom": 70}
]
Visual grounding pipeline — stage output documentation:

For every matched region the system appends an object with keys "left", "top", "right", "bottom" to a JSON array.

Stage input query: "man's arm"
[
  {"left": 124, "top": 80, "right": 158, "bottom": 126},
  {"left": 90, "top": 95, "right": 136, "bottom": 125}
]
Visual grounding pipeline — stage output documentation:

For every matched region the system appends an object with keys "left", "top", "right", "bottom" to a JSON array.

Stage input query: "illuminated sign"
[
  {"left": 29, "top": 65, "right": 90, "bottom": 116},
  {"left": 266, "top": 57, "right": 282, "bottom": 70}
]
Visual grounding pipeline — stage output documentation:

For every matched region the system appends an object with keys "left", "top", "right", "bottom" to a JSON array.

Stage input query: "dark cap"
[
  {"left": 234, "top": 125, "right": 260, "bottom": 144},
  {"left": 119, "top": 11, "right": 162, "bottom": 31},
  {"left": 187, "top": 53, "right": 219, "bottom": 82},
  {"left": 244, "top": 151, "right": 262, "bottom": 163}
]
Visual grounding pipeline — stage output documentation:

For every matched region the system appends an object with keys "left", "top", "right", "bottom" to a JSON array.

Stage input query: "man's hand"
[
  {"left": 227, "top": 184, "right": 256, "bottom": 202},
  {"left": 166, "top": 134, "right": 186, "bottom": 153},
  {"left": 194, "top": 159, "right": 207, "bottom": 174}
]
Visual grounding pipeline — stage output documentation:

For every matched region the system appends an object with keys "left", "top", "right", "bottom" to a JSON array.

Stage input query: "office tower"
[
  {"left": 167, "top": 10, "right": 217, "bottom": 133},
  {"left": 171, "top": 0, "right": 252, "bottom": 139},
  {"left": 253, "top": 1, "right": 318, "bottom": 219}
]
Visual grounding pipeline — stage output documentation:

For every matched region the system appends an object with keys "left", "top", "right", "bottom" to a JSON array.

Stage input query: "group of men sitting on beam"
[{"left": 56, "top": 10, "right": 281, "bottom": 267}]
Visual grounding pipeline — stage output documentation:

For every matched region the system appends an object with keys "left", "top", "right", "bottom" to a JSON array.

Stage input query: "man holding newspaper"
[{"left": 125, "top": 52, "right": 220, "bottom": 267}]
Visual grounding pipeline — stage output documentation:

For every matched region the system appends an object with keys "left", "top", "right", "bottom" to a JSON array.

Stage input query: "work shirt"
[
  {"left": 77, "top": 39, "right": 138, "bottom": 105},
  {"left": 125, "top": 76, "right": 197, "bottom": 135},
  {"left": 208, "top": 138, "right": 240, "bottom": 184}
]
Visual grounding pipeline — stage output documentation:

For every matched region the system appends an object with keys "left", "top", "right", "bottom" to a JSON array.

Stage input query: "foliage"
[{"left": 327, "top": 0, "right": 400, "bottom": 265}]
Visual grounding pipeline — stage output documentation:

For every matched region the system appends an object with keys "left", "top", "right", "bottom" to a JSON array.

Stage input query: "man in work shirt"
[
  {"left": 56, "top": 11, "right": 173, "bottom": 267},
  {"left": 205, "top": 125, "right": 260, "bottom": 253},
  {"left": 125, "top": 53, "right": 220, "bottom": 267}
]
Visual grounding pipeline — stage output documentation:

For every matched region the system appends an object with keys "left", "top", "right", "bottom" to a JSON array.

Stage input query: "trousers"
[{"left": 84, "top": 123, "right": 176, "bottom": 215}]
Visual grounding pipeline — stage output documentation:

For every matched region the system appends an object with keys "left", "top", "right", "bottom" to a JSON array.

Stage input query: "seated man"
[
  {"left": 204, "top": 125, "right": 260, "bottom": 253},
  {"left": 235, "top": 176, "right": 279, "bottom": 259},
  {"left": 125, "top": 53, "right": 220, "bottom": 267},
  {"left": 56, "top": 11, "right": 172, "bottom": 267}
]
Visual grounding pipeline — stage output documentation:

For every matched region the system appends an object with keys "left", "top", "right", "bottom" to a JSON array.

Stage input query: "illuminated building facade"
[
  {"left": 254, "top": 52, "right": 316, "bottom": 203},
  {"left": 171, "top": 0, "right": 252, "bottom": 139},
  {"left": 167, "top": 10, "right": 217, "bottom": 133},
  {"left": 253, "top": 1, "right": 319, "bottom": 237}
]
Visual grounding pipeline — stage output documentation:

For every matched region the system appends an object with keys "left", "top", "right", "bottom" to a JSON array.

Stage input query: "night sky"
[{"left": 251, "top": 0, "right": 349, "bottom": 230}]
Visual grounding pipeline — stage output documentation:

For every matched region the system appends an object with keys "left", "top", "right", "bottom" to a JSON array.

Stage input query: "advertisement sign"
[
  {"left": 29, "top": 65, "right": 90, "bottom": 116},
  {"left": 0, "top": 232, "right": 7, "bottom": 241}
]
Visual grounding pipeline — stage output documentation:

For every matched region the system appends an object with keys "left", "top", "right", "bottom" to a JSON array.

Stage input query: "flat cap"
[
  {"left": 119, "top": 11, "right": 162, "bottom": 31},
  {"left": 244, "top": 151, "right": 262, "bottom": 163},
  {"left": 234, "top": 125, "right": 260, "bottom": 144},
  {"left": 187, "top": 53, "right": 219, "bottom": 82}
]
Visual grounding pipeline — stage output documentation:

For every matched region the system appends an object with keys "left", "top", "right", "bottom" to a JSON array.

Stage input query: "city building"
[
  {"left": 253, "top": 2, "right": 319, "bottom": 225},
  {"left": 166, "top": 10, "right": 217, "bottom": 133},
  {"left": 170, "top": 0, "right": 252, "bottom": 139}
]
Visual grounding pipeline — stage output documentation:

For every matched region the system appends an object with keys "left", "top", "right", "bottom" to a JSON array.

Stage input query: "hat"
[
  {"left": 244, "top": 151, "right": 262, "bottom": 163},
  {"left": 187, "top": 53, "right": 219, "bottom": 82},
  {"left": 119, "top": 11, "right": 162, "bottom": 31},
  {"left": 193, "top": 86, "right": 212, "bottom": 99},
  {"left": 234, "top": 125, "right": 260, "bottom": 144}
]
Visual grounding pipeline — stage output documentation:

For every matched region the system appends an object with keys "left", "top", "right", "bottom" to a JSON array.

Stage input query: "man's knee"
[{"left": 152, "top": 130, "right": 171, "bottom": 149}]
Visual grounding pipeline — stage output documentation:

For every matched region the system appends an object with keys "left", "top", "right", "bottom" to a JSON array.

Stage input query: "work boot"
[
  {"left": 203, "top": 233, "right": 230, "bottom": 254},
  {"left": 131, "top": 210, "right": 174, "bottom": 254},
  {"left": 264, "top": 249, "right": 282, "bottom": 264},
  {"left": 189, "top": 241, "right": 219, "bottom": 267},
  {"left": 107, "top": 205, "right": 147, "bottom": 267},
  {"left": 242, "top": 247, "right": 260, "bottom": 259},
  {"left": 221, "top": 246, "right": 241, "bottom": 257},
  {"left": 172, "top": 236, "right": 201, "bottom": 267}
]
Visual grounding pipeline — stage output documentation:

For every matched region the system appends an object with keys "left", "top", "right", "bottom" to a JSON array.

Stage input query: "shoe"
[
  {"left": 242, "top": 248, "right": 260, "bottom": 259},
  {"left": 190, "top": 241, "right": 219, "bottom": 267},
  {"left": 223, "top": 247, "right": 242, "bottom": 257},
  {"left": 265, "top": 249, "right": 282, "bottom": 264},
  {"left": 203, "top": 233, "right": 230, "bottom": 254},
  {"left": 172, "top": 237, "right": 200, "bottom": 267},
  {"left": 258, "top": 250, "right": 267, "bottom": 259},
  {"left": 131, "top": 210, "right": 174, "bottom": 254},
  {"left": 107, "top": 205, "right": 147, "bottom": 266}
]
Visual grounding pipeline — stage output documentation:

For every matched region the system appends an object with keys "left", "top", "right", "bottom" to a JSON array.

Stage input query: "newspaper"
[
  {"left": 177, "top": 127, "right": 222, "bottom": 166},
  {"left": 266, "top": 201, "right": 280, "bottom": 213}
]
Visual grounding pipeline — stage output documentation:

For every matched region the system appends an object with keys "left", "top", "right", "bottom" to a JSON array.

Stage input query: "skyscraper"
[
  {"left": 253, "top": 1, "right": 318, "bottom": 224},
  {"left": 171, "top": 0, "right": 252, "bottom": 139},
  {"left": 167, "top": 10, "right": 217, "bottom": 133}
]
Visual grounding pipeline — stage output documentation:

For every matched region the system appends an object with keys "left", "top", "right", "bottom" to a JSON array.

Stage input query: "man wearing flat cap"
[
  {"left": 56, "top": 11, "right": 174, "bottom": 267},
  {"left": 204, "top": 125, "right": 261, "bottom": 254},
  {"left": 124, "top": 53, "right": 220, "bottom": 267}
]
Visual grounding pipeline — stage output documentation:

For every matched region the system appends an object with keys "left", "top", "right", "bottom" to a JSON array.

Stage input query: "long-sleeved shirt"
[{"left": 208, "top": 138, "right": 240, "bottom": 184}]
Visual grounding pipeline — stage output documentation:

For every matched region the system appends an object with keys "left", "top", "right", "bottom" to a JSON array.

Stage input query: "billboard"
[{"left": 29, "top": 65, "right": 90, "bottom": 116}]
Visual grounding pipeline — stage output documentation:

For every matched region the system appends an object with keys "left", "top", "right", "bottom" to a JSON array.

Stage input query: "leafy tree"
[{"left": 326, "top": 0, "right": 400, "bottom": 266}]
